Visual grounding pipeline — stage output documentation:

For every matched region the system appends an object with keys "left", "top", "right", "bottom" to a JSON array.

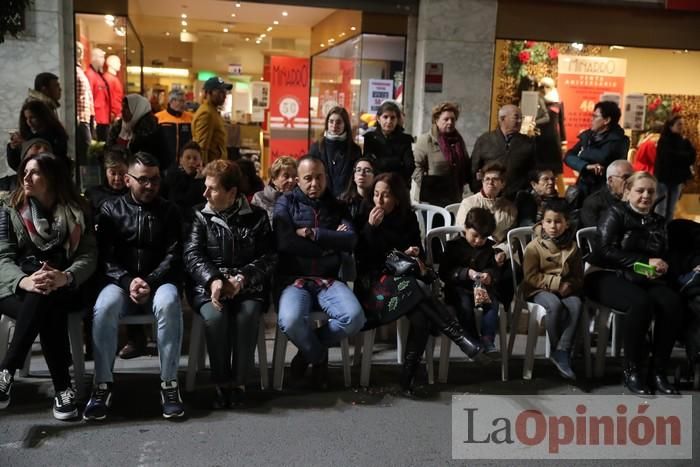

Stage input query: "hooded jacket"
[
  {"left": 522, "top": 223, "right": 583, "bottom": 298},
  {"left": 273, "top": 186, "right": 356, "bottom": 284},
  {"left": 107, "top": 98, "right": 165, "bottom": 169}
]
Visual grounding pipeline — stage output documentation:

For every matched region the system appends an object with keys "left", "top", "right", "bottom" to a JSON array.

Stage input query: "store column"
[{"left": 410, "top": 0, "right": 497, "bottom": 150}]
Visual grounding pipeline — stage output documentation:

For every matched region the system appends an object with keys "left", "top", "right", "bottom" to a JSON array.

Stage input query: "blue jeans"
[
  {"left": 92, "top": 283, "right": 183, "bottom": 383},
  {"left": 278, "top": 281, "right": 365, "bottom": 363},
  {"left": 655, "top": 182, "right": 682, "bottom": 222}
]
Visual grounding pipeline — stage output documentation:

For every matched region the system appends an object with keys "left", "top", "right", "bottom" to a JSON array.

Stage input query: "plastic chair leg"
[
  {"left": 694, "top": 363, "right": 700, "bottom": 390},
  {"left": 582, "top": 305, "right": 593, "bottom": 380},
  {"left": 272, "top": 326, "right": 288, "bottom": 391},
  {"left": 396, "top": 317, "right": 409, "bottom": 364},
  {"left": 522, "top": 305, "right": 540, "bottom": 380},
  {"left": 360, "top": 329, "right": 375, "bottom": 387},
  {"left": 437, "top": 335, "right": 450, "bottom": 383},
  {"left": 341, "top": 337, "right": 351, "bottom": 387},
  {"left": 352, "top": 334, "right": 362, "bottom": 367},
  {"left": 425, "top": 336, "right": 435, "bottom": 385},
  {"left": 508, "top": 300, "right": 523, "bottom": 358},
  {"left": 499, "top": 304, "right": 509, "bottom": 382},
  {"left": 594, "top": 308, "right": 612, "bottom": 379},
  {"left": 257, "top": 318, "right": 269, "bottom": 390}
]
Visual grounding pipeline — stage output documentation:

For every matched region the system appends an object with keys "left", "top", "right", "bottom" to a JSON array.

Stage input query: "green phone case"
[{"left": 633, "top": 262, "right": 656, "bottom": 276}]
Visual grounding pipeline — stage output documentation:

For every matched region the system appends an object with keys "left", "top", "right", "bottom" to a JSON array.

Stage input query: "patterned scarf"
[
  {"left": 20, "top": 198, "right": 84, "bottom": 257},
  {"left": 436, "top": 127, "right": 469, "bottom": 187}
]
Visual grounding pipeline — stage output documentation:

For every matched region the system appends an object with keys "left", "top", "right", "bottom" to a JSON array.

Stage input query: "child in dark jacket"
[
  {"left": 161, "top": 140, "right": 205, "bottom": 231},
  {"left": 440, "top": 207, "right": 501, "bottom": 353}
]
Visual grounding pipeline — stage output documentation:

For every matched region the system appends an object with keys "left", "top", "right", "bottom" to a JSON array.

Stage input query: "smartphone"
[{"left": 633, "top": 262, "right": 656, "bottom": 277}]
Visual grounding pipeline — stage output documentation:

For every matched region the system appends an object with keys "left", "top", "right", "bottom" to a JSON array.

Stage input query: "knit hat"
[{"left": 21, "top": 137, "right": 53, "bottom": 160}]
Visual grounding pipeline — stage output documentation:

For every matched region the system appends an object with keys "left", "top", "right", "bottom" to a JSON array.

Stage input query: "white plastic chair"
[
  {"left": 445, "top": 203, "right": 462, "bottom": 226},
  {"left": 577, "top": 226, "right": 624, "bottom": 379},
  {"left": 0, "top": 312, "right": 85, "bottom": 396},
  {"left": 186, "top": 312, "right": 269, "bottom": 392},
  {"left": 506, "top": 226, "right": 551, "bottom": 380},
  {"left": 425, "top": 226, "right": 508, "bottom": 383}
]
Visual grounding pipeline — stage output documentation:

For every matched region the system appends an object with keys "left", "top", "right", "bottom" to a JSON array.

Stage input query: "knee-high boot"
[{"left": 416, "top": 300, "right": 482, "bottom": 359}]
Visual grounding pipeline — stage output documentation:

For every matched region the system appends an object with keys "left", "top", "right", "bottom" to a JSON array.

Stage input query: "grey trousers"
[
  {"left": 532, "top": 291, "right": 582, "bottom": 352},
  {"left": 199, "top": 299, "right": 263, "bottom": 385}
]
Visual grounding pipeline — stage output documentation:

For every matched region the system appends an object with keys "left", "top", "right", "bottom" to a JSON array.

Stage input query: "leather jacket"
[
  {"left": 589, "top": 202, "right": 667, "bottom": 275},
  {"left": 97, "top": 193, "right": 183, "bottom": 290},
  {"left": 183, "top": 198, "right": 276, "bottom": 310}
]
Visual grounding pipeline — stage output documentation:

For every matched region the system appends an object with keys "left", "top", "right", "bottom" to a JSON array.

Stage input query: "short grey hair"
[
  {"left": 606, "top": 159, "right": 633, "bottom": 179},
  {"left": 498, "top": 104, "right": 518, "bottom": 119},
  {"left": 169, "top": 89, "right": 185, "bottom": 102}
]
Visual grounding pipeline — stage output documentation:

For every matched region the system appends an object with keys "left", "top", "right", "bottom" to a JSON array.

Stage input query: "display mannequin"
[
  {"left": 535, "top": 76, "right": 567, "bottom": 174},
  {"left": 84, "top": 48, "right": 111, "bottom": 141},
  {"left": 75, "top": 42, "right": 94, "bottom": 164},
  {"left": 104, "top": 55, "right": 124, "bottom": 120}
]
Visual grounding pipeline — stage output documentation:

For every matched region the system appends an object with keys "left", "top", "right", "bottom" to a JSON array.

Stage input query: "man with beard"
[{"left": 84, "top": 151, "right": 185, "bottom": 421}]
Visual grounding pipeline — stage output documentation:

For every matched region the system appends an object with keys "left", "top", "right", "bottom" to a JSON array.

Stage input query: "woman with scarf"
[
  {"left": 564, "top": 101, "right": 630, "bottom": 207},
  {"left": 251, "top": 155, "right": 297, "bottom": 225},
  {"left": 309, "top": 106, "right": 361, "bottom": 199},
  {"left": 107, "top": 94, "right": 166, "bottom": 170},
  {"left": 184, "top": 160, "right": 276, "bottom": 408},
  {"left": 0, "top": 152, "right": 96, "bottom": 419},
  {"left": 412, "top": 102, "right": 471, "bottom": 206}
]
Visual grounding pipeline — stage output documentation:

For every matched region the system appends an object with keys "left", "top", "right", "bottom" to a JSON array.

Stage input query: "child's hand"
[{"left": 558, "top": 282, "right": 573, "bottom": 297}]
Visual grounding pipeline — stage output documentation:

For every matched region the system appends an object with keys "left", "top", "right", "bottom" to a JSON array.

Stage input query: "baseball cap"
[{"left": 203, "top": 77, "right": 233, "bottom": 92}]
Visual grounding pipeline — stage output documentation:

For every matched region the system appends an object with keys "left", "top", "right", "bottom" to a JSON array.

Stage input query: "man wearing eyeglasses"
[
  {"left": 85, "top": 151, "right": 185, "bottom": 421},
  {"left": 580, "top": 159, "right": 633, "bottom": 227}
]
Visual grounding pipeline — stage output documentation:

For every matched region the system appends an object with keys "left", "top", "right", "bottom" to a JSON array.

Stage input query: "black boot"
[
  {"left": 623, "top": 362, "right": 651, "bottom": 395},
  {"left": 400, "top": 351, "right": 421, "bottom": 394},
  {"left": 650, "top": 360, "right": 680, "bottom": 395},
  {"left": 418, "top": 301, "right": 483, "bottom": 359}
]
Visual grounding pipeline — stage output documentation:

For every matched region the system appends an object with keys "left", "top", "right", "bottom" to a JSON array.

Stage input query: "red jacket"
[
  {"left": 633, "top": 138, "right": 658, "bottom": 174},
  {"left": 85, "top": 65, "right": 111, "bottom": 125},
  {"left": 102, "top": 72, "right": 123, "bottom": 120}
]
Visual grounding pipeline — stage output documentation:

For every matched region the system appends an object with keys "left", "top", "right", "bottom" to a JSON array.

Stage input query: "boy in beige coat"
[{"left": 522, "top": 198, "right": 583, "bottom": 380}]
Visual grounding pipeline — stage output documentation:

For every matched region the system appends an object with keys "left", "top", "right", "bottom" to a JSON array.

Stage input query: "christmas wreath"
[{"left": 0, "top": 0, "right": 32, "bottom": 44}]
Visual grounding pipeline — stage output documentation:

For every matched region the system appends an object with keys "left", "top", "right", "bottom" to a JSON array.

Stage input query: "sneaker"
[
  {"left": 550, "top": 349, "right": 576, "bottom": 380},
  {"left": 0, "top": 369, "right": 13, "bottom": 409},
  {"left": 83, "top": 383, "right": 113, "bottom": 421},
  {"left": 53, "top": 388, "right": 78, "bottom": 420},
  {"left": 160, "top": 380, "right": 184, "bottom": 419}
]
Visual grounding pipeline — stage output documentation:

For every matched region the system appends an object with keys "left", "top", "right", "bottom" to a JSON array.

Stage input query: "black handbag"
[{"left": 384, "top": 249, "right": 421, "bottom": 277}]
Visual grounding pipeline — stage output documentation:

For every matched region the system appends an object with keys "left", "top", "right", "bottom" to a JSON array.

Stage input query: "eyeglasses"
[
  {"left": 483, "top": 176, "right": 502, "bottom": 184},
  {"left": 611, "top": 173, "right": 631, "bottom": 180},
  {"left": 354, "top": 168, "right": 374, "bottom": 175},
  {"left": 127, "top": 173, "right": 161, "bottom": 186}
]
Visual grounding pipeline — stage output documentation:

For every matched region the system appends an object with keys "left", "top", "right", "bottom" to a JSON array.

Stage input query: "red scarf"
[{"left": 437, "top": 128, "right": 469, "bottom": 187}]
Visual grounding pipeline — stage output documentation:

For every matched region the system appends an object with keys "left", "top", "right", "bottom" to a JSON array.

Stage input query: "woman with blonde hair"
[{"left": 251, "top": 156, "right": 298, "bottom": 224}]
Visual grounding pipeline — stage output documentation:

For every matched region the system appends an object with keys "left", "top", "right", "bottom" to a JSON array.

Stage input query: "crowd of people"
[{"left": 1, "top": 73, "right": 699, "bottom": 424}]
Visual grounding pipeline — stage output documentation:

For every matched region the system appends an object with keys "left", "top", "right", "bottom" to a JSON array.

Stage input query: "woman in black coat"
[
  {"left": 310, "top": 106, "right": 361, "bottom": 199},
  {"left": 362, "top": 101, "right": 415, "bottom": 187},
  {"left": 654, "top": 115, "right": 697, "bottom": 221},
  {"left": 585, "top": 172, "right": 683, "bottom": 395},
  {"left": 107, "top": 94, "right": 166, "bottom": 170},
  {"left": 7, "top": 100, "right": 69, "bottom": 171},
  {"left": 184, "top": 160, "right": 276, "bottom": 408},
  {"left": 354, "top": 172, "right": 482, "bottom": 394}
]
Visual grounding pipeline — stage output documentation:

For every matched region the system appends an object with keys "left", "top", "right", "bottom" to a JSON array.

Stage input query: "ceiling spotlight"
[
  {"left": 328, "top": 38, "right": 335, "bottom": 43},
  {"left": 182, "top": 29, "right": 187, "bottom": 33},
  {"left": 260, "top": 33, "right": 266, "bottom": 38},
  {"left": 107, "top": 46, "right": 112, "bottom": 50},
  {"left": 571, "top": 42, "right": 584, "bottom": 51},
  {"left": 130, "top": 49, "right": 135, "bottom": 53},
  {"left": 231, "top": 13, "right": 236, "bottom": 17},
  {"left": 282, "top": 11, "right": 288, "bottom": 16},
  {"left": 260, "top": 77, "right": 264, "bottom": 80},
  {"left": 245, "top": 37, "right": 250, "bottom": 41},
  {"left": 165, "top": 32, "right": 170, "bottom": 36},
  {"left": 273, "top": 20, "right": 279, "bottom": 25},
  {"left": 235, "top": 2, "right": 241, "bottom": 7},
  {"left": 181, "top": 13, "right": 187, "bottom": 19},
  {"left": 350, "top": 26, "right": 356, "bottom": 31},
  {"left": 181, "top": 20, "right": 187, "bottom": 26},
  {"left": 255, "top": 41, "right": 261, "bottom": 44},
  {"left": 320, "top": 43, "right": 325, "bottom": 47},
  {"left": 266, "top": 26, "right": 272, "bottom": 31},
  {"left": 223, "top": 28, "right": 229, "bottom": 32},
  {"left": 339, "top": 32, "right": 345, "bottom": 37}
]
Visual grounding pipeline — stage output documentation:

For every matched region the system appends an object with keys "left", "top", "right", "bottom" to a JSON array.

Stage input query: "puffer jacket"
[
  {"left": 362, "top": 126, "right": 415, "bottom": 186},
  {"left": 309, "top": 138, "right": 361, "bottom": 198},
  {"left": 183, "top": 197, "right": 276, "bottom": 310},
  {"left": 97, "top": 193, "right": 183, "bottom": 291},
  {"left": 522, "top": 224, "right": 583, "bottom": 298},
  {"left": 564, "top": 125, "right": 630, "bottom": 198},
  {"left": 0, "top": 203, "right": 97, "bottom": 300},
  {"left": 589, "top": 202, "right": 667, "bottom": 278},
  {"left": 273, "top": 186, "right": 356, "bottom": 284}
]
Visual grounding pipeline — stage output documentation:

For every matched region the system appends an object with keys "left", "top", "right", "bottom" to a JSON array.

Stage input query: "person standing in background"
[
  {"left": 192, "top": 77, "right": 231, "bottom": 165},
  {"left": 156, "top": 90, "right": 193, "bottom": 170}
]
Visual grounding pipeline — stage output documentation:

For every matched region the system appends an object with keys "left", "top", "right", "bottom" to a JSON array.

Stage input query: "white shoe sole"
[
  {"left": 162, "top": 410, "right": 184, "bottom": 419},
  {"left": 0, "top": 399, "right": 9, "bottom": 410},
  {"left": 53, "top": 407, "right": 79, "bottom": 420}
]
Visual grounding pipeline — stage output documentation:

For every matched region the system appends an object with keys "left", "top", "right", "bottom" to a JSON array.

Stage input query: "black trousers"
[
  {"left": 0, "top": 290, "right": 79, "bottom": 391},
  {"left": 584, "top": 271, "right": 683, "bottom": 367},
  {"left": 95, "top": 124, "right": 110, "bottom": 142}
]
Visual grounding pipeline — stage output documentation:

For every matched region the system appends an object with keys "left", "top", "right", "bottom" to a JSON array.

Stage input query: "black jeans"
[
  {"left": 0, "top": 289, "right": 80, "bottom": 391},
  {"left": 584, "top": 271, "right": 683, "bottom": 367}
]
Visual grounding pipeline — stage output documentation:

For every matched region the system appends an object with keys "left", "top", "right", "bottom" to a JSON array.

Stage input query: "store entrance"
[{"left": 75, "top": 0, "right": 409, "bottom": 188}]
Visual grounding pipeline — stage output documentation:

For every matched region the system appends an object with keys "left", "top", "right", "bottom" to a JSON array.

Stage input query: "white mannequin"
[
  {"left": 91, "top": 48, "right": 106, "bottom": 72},
  {"left": 106, "top": 55, "right": 121, "bottom": 74}
]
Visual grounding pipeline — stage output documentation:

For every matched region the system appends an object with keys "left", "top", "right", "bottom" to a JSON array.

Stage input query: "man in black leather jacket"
[
  {"left": 580, "top": 159, "right": 633, "bottom": 227},
  {"left": 274, "top": 156, "right": 365, "bottom": 388},
  {"left": 84, "top": 151, "right": 185, "bottom": 421}
]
